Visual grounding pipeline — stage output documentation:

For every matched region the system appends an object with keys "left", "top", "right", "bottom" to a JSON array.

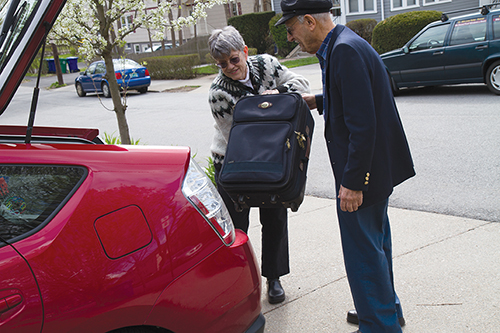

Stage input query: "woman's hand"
[{"left": 262, "top": 89, "right": 279, "bottom": 95}]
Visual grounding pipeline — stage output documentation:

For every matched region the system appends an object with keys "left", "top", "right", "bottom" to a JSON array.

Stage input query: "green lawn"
[{"left": 194, "top": 56, "right": 318, "bottom": 76}]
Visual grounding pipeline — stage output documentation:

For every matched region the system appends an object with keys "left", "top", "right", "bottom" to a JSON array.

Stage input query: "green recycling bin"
[{"left": 59, "top": 58, "right": 68, "bottom": 73}]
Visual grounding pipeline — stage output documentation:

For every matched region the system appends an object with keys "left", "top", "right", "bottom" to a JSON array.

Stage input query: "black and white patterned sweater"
[{"left": 208, "top": 53, "right": 311, "bottom": 164}]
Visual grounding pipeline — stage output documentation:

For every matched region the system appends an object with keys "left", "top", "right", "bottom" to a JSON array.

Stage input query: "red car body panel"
[{"left": 0, "top": 143, "right": 262, "bottom": 332}]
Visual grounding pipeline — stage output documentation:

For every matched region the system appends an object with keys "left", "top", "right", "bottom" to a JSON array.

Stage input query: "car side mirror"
[{"left": 403, "top": 46, "right": 409, "bottom": 54}]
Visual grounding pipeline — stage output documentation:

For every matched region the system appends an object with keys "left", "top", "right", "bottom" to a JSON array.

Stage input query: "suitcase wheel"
[{"left": 290, "top": 202, "right": 298, "bottom": 212}]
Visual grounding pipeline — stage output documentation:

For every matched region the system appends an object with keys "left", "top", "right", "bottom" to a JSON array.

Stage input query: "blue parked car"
[
  {"left": 75, "top": 59, "right": 150, "bottom": 97},
  {"left": 381, "top": 6, "right": 500, "bottom": 95}
]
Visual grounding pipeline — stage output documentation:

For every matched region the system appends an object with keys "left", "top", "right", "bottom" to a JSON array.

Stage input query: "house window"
[
  {"left": 392, "top": 0, "right": 418, "bottom": 10},
  {"left": 348, "top": 0, "right": 376, "bottom": 14},
  {"left": 423, "top": 0, "right": 451, "bottom": 5},
  {"left": 121, "top": 15, "right": 133, "bottom": 29}
]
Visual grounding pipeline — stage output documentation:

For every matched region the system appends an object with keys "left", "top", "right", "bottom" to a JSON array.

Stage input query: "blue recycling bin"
[
  {"left": 67, "top": 57, "right": 79, "bottom": 72},
  {"left": 46, "top": 58, "right": 56, "bottom": 73}
]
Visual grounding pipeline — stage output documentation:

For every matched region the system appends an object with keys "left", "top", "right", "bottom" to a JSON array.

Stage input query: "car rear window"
[
  {"left": 0, "top": 165, "right": 86, "bottom": 243},
  {"left": 449, "top": 17, "right": 487, "bottom": 46},
  {"left": 493, "top": 15, "right": 500, "bottom": 40},
  {"left": 113, "top": 59, "right": 141, "bottom": 70}
]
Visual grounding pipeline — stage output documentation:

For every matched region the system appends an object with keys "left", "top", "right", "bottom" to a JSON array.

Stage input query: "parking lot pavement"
[{"left": 247, "top": 196, "right": 500, "bottom": 332}]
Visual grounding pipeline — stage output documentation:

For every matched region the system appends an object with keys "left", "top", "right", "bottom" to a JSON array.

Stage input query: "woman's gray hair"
[{"left": 208, "top": 26, "right": 246, "bottom": 59}]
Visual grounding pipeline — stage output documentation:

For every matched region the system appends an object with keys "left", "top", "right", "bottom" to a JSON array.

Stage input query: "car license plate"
[{"left": 130, "top": 72, "right": 139, "bottom": 78}]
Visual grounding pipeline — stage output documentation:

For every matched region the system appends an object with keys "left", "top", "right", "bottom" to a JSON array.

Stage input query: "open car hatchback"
[{"left": 0, "top": 1, "right": 265, "bottom": 333}]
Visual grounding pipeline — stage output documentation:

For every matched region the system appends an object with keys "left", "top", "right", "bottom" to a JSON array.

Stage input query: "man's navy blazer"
[{"left": 316, "top": 25, "right": 415, "bottom": 209}]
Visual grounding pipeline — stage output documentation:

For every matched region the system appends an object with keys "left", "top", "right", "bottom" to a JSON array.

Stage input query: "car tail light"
[
  {"left": 182, "top": 158, "right": 235, "bottom": 245},
  {"left": 145, "top": 69, "right": 150, "bottom": 76},
  {"left": 115, "top": 72, "right": 122, "bottom": 80}
]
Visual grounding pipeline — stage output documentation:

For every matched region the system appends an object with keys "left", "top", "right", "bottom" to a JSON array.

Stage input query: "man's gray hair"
[
  {"left": 296, "top": 12, "right": 332, "bottom": 24},
  {"left": 208, "top": 26, "right": 246, "bottom": 59}
]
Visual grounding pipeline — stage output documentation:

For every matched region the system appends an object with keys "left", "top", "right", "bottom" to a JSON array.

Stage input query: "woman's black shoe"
[{"left": 267, "top": 278, "right": 285, "bottom": 304}]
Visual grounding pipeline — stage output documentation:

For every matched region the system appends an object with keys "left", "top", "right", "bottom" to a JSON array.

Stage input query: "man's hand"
[
  {"left": 338, "top": 185, "right": 363, "bottom": 212},
  {"left": 301, "top": 93, "right": 317, "bottom": 110}
]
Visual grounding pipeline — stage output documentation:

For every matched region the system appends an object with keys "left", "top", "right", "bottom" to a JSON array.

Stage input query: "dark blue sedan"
[
  {"left": 75, "top": 59, "right": 150, "bottom": 97},
  {"left": 381, "top": 6, "right": 500, "bottom": 95}
]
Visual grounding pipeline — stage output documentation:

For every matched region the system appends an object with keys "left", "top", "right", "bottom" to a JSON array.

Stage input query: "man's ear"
[{"left": 303, "top": 14, "right": 316, "bottom": 31}]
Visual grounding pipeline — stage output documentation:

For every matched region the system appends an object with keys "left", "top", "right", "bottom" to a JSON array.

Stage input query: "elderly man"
[{"left": 276, "top": 1, "right": 415, "bottom": 332}]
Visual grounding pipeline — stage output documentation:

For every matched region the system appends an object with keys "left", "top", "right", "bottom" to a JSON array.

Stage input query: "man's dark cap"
[{"left": 275, "top": 0, "right": 333, "bottom": 26}]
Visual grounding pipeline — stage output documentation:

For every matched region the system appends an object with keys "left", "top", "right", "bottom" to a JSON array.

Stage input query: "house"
[
  {"left": 124, "top": 0, "right": 271, "bottom": 54},
  {"left": 271, "top": 0, "right": 495, "bottom": 24}
]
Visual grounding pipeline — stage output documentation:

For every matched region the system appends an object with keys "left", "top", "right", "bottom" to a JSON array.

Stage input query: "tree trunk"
[
  {"left": 254, "top": 0, "right": 260, "bottom": 13},
  {"left": 168, "top": 10, "right": 176, "bottom": 47},
  {"left": 51, "top": 43, "right": 64, "bottom": 85},
  {"left": 177, "top": 0, "right": 183, "bottom": 46},
  {"left": 95, "top": 1, "right": 131, "bottom": 144},
  {"left": 102, "top": 53, "right": 131, "bottom": 144}
]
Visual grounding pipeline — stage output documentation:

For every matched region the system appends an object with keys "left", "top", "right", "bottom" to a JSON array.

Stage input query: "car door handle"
[
  {"left": 433, "top": 51, "right": 444, "bottom": 55},
  {"left": 0, "top": 294, "right": 22, "bottom": 314},
  {"left": 475, "top": 45, "right": 488, "bottom": 50}
]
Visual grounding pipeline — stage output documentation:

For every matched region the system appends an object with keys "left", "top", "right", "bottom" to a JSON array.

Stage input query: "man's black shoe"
[
  {"left": 267, "top": 278, "right": 285, "bottom": 304},
  {"left": 347, "top": 309, "right": 405, "bottom": 327}
]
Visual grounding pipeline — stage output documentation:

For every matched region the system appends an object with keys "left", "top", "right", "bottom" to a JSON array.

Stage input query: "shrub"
[
  {"left": 346, "top": 18, "right": 377, "bottom": 44},
  {"left": 269, "top": 13, "right": 297, "bottom": 57},
  {"left": 141, "top": 54, "right": 200, "bottom": 80},
  {"left": 228, "top": 11, "right": 276, "bottom": 54},
  {"left": 372, "top": 10, "right": 442, "bottom": 54}
]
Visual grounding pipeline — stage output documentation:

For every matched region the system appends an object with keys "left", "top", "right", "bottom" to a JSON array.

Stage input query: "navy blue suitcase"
[{"left": 219, "top": 92, "right": 314, "bottom": 212}]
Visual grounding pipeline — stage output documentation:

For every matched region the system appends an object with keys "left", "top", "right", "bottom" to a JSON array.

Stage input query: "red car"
[{"left": 0, "top": 1, "right": 264, "bottom": 333}]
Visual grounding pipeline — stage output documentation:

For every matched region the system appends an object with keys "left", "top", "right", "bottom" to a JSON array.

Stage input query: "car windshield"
[
  {"left": 113, "top": 59, "right": 141, "bottom": 70},
  {"left": 0, "top": 0, "right": 39, "bottom": 71}
]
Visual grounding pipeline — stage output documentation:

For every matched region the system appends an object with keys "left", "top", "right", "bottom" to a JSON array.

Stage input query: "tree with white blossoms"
[{"left": 51, "top": 0, "right": 228, "bottom": 144}]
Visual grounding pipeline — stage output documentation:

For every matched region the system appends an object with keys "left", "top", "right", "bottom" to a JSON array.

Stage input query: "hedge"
[
  {"left": 228, "top": 11, "right": 276, "bottom": 54},
  {"left": 141, "top": 54, "right": 200, "bottom": 80},
  {"left": 346, "top": 18, "right": 377, "bottom": 44},
  {"left": 372, "top": 10, "right": 442, "bottom": 54},
  {"left": 269, "top": 13, "right": 297, "bottom": 57}
]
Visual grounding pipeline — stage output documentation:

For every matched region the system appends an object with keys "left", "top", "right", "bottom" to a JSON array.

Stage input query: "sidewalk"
[
  {"left": 147, "top": 67, "right": 500, "bottom": 332},
  {"left": 34, "top": 65, "right": 499, "bottom": 332},
  {"left": 248, "top": 195, "right": 499, "bottom": 332}
]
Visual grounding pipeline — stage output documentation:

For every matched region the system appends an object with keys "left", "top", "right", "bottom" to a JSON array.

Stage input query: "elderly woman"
[{"left": 208, "top": 26, "right": 310, "bottom": 304}]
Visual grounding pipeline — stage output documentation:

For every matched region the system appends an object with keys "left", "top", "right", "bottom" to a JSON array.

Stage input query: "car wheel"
[
  {"left": 138, "top": 87, "right": 148, "bottom": 94},
  {"left": 102, "top": 82, "right": 111, "bottom": 98},
  {"left": 75, "top": 83, "right": 86, "bottom": 97},
  {"left": 486, "top": 60, "right": 500, "bottom": 95}
]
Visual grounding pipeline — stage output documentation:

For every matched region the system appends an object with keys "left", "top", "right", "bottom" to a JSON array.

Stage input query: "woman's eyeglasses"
[{"left": 216, "top": 56, "right": 241, "bottom": 69}]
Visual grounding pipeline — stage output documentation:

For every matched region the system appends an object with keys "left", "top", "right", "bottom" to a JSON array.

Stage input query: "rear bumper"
[
  {"left": 245, "top": 313, "right": 265, "bottom": 333},
  {"left": 146, "top": 229, "right": 263, "bottom": 333}
]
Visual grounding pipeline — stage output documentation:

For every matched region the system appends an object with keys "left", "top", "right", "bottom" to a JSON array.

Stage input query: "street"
[{"left": 3, "top": 64, "right": 499, "bottom": 223}]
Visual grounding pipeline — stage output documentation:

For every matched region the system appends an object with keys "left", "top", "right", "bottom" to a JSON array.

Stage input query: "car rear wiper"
[{"left": 0, "top": 0, "right": 27, "bottom": 56}]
